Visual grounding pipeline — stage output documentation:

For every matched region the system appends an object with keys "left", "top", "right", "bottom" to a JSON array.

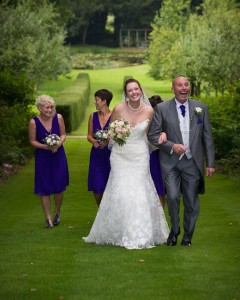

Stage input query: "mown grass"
[{"left": 0, "top": 138, "right": 239, "bottom": 300}]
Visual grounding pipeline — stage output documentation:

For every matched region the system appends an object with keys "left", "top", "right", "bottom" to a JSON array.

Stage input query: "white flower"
[
  {"left": 195, "top": 107, "right": 202, "bottom": 117},
  {"left": 42, "top": 134, "right": 60, "bottom": 146},
  {"left": 95, "top": 129, "right": 109, "bottom": 141}
]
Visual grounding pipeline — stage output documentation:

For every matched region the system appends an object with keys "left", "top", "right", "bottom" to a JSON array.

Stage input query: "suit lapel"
[
  {"left": 189, "top": 101, "right": 197, "bottom": 146},
  {"left": 168, "top": 99, "right": 183, "bottom": 142}
]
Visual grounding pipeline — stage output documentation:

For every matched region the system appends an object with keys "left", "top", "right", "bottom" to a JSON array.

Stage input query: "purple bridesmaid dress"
[
  {"left": 88, "top": 112, "right": 111, "bottom": 194},
  {"left": 33, "top": 114, "right": 69, "bottom": 196},
  {"left": 150, "top": 149, "right": 165, "bottom": 196}
]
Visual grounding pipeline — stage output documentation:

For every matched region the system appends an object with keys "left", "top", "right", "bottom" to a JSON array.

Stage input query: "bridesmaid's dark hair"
[
  {"left": 124, "top": 78, "right": 143, "bottom": 97},
  {"left": 94, "top": 89, "right": 113, "bottom": 107},
  {"left": 149, "top": 95, "right": 163, "bottom": 109}
]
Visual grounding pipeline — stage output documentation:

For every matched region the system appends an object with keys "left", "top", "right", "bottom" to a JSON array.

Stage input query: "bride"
[{"left": 83, "top": 78, "right": 169, "bottom": 249}]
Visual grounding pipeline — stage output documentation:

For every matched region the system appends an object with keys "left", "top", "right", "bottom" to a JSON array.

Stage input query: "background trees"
[
  {"left": 148, "top": 0, "right": 240, "bottom": 95},
  {"left": 56, "top": 0, "right": 163, "bottom": 46},
  {"left": 0, "top": 0, "right": 71, "bottom": 91}
]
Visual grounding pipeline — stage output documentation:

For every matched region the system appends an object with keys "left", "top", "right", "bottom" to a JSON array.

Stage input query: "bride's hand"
[{"left": 158, "top": 132, "right": 167, "bottom": 144}]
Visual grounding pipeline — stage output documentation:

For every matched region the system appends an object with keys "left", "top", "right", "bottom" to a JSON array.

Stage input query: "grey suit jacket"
[{"left": 148, "top": 98, "right": 215, "bottom": 194}]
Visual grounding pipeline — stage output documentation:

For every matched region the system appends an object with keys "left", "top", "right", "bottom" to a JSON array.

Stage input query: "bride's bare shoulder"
[{"left": 112, "top": 102, "right": 125, "bottom": 113}]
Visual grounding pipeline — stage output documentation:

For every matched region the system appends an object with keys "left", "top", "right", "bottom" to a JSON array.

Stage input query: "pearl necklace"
[{"left": 128, "top": 100, "right": 142, "bottom": 111}]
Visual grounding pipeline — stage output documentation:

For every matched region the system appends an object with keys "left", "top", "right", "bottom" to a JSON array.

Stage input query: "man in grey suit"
[{"left": 148, "top": 76, "right": 215, "bottom": 246}]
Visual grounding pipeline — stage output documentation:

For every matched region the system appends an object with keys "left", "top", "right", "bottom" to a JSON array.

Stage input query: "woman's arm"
[
  {"left": 87, "top": 113, "right": 99, "bottom": 148},
  {"left": 57, "top": 114, "right": 66, "bottom": 147},
  {"left": 28, "top": 119, "right": 49, "bottom": 150}
]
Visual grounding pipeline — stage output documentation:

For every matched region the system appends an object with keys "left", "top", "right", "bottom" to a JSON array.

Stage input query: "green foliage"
[
  {"left": 0, "top": 0, "right": 71, "bottom": 85},
  {"left": 0, "top": 70, "right": 35, "bottom": 107},
  {"left": 148, "top": 0, "right": 240, "bottom": 94},
  {"left": 0, "top": 104, "right": 34, "bottom": 168},
  {"left": 148, "top": 0, "right": 191, "bottom": 79},
  {"left": 217, "top": 148, "right": 240, "bottom": 181},
  {"left": 56, "top": 73, "right": 91, "bottom": 133},
  {"left": 204, "top": 94, "right": 240, "bottom": 166}
]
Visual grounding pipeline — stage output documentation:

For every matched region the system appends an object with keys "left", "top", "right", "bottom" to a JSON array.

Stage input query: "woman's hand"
[
  {"left": 158, "top": 132, "right": 167, "bottom": 144},
  {"left": 99, "top": 140, "right": 108, "bottom": 149},
  {"left": 93, "top": 139, "right": 100, "bottom": 148}
]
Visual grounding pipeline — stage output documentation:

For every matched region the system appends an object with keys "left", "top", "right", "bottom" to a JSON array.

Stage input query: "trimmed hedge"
[{"left": 55, "top": 73, "right": 90, "bottom": 133}]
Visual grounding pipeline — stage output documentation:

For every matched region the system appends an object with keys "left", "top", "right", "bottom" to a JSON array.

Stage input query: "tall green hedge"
[{"left": 55, "top": 73, "right": 90, "bottom": 133}]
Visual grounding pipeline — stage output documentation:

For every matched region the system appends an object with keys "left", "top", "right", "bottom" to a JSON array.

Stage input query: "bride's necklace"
[{"left": 128, "top": 100, "right": 142, "bottom": 111}]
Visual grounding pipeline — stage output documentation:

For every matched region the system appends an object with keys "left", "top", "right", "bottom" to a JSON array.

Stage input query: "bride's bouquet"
[
  {"left": 108, "top": 118, "right": 131, "bottom": 146},
  {"left": 42, "top": 133, "right": 61, "bottom": 146}
]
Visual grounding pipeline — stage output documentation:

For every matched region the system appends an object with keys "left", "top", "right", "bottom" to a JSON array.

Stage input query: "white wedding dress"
[{"left": 83, "top": 120, "right": 169, "bottom": 249}]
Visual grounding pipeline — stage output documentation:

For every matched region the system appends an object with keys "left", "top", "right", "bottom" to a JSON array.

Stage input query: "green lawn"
[{"left": 0, "top": 138, "right": 239, "bottom": 300}]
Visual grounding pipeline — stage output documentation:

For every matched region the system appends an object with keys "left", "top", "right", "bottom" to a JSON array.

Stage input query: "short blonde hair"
[{"left": 36, "top": 94, "right": 56, "bottom": 111}]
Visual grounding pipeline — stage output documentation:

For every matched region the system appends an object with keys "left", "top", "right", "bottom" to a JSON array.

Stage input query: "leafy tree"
[
  {"left": 148, "top": 0, "right": 240, "bottom": 95},
  {"left": 197, "top": 0, "right": 240, "bottom": 93},
  {"left": 56, "top": 0, "right": 163, "bottom": 46},
  {"left": 0, "top": 0, "right": 71, "bottom": 86},
  {"left": 62, "top": 0, "right": 106, "bottom": 45},
  {"left": 148, "top": 0, "right": 191, "bottom": 79}
]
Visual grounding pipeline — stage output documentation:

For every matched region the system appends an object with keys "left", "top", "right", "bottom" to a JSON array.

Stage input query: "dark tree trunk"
[{"left": 87, "top": 10, "right": 108, "bottom": 45}]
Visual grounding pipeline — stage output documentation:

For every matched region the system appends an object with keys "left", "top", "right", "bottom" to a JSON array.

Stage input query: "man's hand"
[
  {"left": 173, "top": 144, "right": 187, "bottom": 155},
  {"left": 206, "top": 167, "right": 215, "bottom": 177}
]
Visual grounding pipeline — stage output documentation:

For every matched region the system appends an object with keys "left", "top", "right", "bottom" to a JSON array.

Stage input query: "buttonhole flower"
[{"left": 195, "top": 107, "right": 202, "bottom": 117}]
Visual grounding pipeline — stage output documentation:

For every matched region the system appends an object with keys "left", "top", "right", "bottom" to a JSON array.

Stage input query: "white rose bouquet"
[
  {"left": 108, "top": 118, "right": 131, "bottom": 146},
  {"left": 42, "top": 133, "right": 61, "bottom": 146},
  {"left": 94, "top": 129, "right": 109, "bottom": 141}
]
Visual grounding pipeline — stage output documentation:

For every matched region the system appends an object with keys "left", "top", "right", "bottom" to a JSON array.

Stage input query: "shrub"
[{"left": 0, "top": 104, "right": 34, "bottom": 171}]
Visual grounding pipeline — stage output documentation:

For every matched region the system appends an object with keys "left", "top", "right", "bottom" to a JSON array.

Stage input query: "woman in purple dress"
[
  {"left": 87, "top": 89, "right": 113, "bottom": 206},
  {"left": 149, "top": 95, "right": 166, "bottom": 208},
  {"left": 29, "top": 95, "right": 69, "bottom": 228}
]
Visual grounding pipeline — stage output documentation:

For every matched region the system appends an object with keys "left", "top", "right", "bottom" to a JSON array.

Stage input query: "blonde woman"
[{"left": 28, "top": 95, "right": 69, "bottom": 228}]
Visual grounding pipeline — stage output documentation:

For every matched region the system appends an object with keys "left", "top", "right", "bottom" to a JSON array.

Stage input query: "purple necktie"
[{"left": 180, "top": 105, "right": 186, "bottom": 117}]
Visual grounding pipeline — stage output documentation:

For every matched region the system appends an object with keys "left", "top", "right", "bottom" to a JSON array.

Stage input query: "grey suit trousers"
[{"left": 165, "top": 155, "right": 201, "bottom": 240}]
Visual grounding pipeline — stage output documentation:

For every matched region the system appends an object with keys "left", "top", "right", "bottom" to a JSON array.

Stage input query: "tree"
[
  {"left": 0, "top": 0, "right": 71, "bottom": 87},
  {"left": 57, "top": 0, "right": 163, "bottom": 46},
  {"left": 148, "top": 0, "right": 240, "bottom": 95},
  {"left": 148, "top": 0, "right": 191, "bottom": 79},
  {"left": 58, "top": 0, "right": 106, "bottom": 45},
  {"left": 166, "top": 0, "right": 240, "bottom": 94}
]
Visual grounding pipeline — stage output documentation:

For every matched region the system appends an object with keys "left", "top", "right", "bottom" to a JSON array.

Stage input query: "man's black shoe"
[
  {"left": 167, "top": 228, "right": 180, "bottom": 246},
  {"left": 181, "top": 240, "right": 192, "bottom": 246}
]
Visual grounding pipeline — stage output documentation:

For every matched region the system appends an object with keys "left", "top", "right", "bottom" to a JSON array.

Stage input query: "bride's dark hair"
[{"left": 123, "top": 78, "right": 143, "bottom": 96}]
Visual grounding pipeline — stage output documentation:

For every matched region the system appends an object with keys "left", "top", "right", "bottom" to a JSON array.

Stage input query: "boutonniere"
[
  {"left": 194, "top": 107, "right": 203, "bottom": 124},
  {"left": 195, "top": 107, "right": 202, "bottom": 117}
]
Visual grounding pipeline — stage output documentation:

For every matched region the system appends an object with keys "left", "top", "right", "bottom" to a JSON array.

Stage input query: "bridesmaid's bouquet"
[
  {"left": 108, "top": 118, "right": 131, "bottom": 146},
  {"left": 94, "top": 129, "right": 109, "bottom": 141},
  {"left": 42, "top": 133, "right": 61, "bottom": 146}
]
